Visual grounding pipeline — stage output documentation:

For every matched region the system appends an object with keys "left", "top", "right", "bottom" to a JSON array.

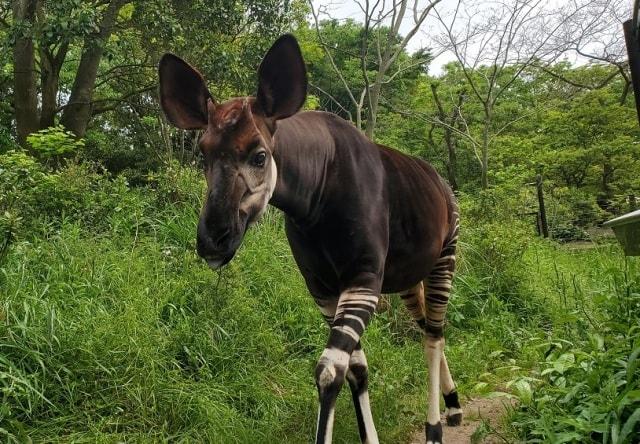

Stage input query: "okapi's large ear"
[
  {"left": 159, "top": 53, "right": 212, "bottom": 129},
  {"left": 255, "top": 34, "right": 307, "bottom": 121}
]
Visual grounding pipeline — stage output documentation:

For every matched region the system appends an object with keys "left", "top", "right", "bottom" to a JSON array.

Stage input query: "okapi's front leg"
[
  {"left": 314, "top": 296, "right": 379, "bottom": 444},
  {"left": 346, "top": 343, "right": 379, "bottom": 444},
  {"left": 315, "top": 285, "right": 380, "bottom": 444}
]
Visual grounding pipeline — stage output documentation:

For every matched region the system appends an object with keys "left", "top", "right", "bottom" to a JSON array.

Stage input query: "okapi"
[{"left": 159, "top": 34, "right": 462, "bottom": 444}]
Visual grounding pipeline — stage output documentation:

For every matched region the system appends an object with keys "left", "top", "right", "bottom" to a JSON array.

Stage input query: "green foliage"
[
  {"left": 0, "top": 150, "right": 45, "bottom": 260},
  {"left": 2, "top": 3, "right": 640, "bottom": 442},
  {"left": 511, "top": 333, "right": 640, "bottom": 444},
  {"left": 0, "top": 161, "right": 426, "bottom": 443},
  {"left": 1, "top": 157, "right": 638, "bottom": 442},
  {"left": 26, "top": 125, "right": 84, "bottom": 159}
]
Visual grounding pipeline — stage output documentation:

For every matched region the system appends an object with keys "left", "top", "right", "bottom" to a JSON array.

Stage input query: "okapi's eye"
[{"left": 251, "top": 151, "right": 267, "bottom": 168}]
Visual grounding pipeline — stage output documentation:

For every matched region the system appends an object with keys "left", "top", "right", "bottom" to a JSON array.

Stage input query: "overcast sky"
[
  {"left": 309, "top": 0, "right": 456, "bottom": 74},
  {"left": 308, "top": 0, "right": 627, "bottom": 75}
]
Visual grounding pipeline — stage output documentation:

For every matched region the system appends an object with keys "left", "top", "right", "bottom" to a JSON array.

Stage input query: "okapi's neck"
[{"left": 268, "top": 113, "right": 336, "bottom": 224}]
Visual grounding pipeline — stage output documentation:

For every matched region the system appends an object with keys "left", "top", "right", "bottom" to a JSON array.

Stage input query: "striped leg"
[
  {"left": 440, "top": 352, "right": 462, "bottom": 426},
  {"left": 400, "top": 284, "right": 462, "bottom": 439},
  {"left": 315, "top": 286, "right": 379, "bottom": 444},
  {"left": 399, "top": 282, "right": 426, "bottom": 330},
  {"left": 346, "top": 344, "right": 379, "bottom": 444},
  {"left": 314, "top": 295, "right": 378, "bottom": 442},
  {"left": 423, "top": 223, "right": 461, "bottom": 443}
]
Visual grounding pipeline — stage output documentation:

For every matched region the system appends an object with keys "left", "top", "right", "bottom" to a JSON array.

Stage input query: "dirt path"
[{"left": 409, "top": 396, "right": 514, "bottom": 444}]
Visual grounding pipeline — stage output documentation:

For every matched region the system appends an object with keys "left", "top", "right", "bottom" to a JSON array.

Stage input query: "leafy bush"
[
  {"left": 26, "top": 125, "right": 84, "bottom": 160},
  {"left": 0, "top": 150, "right": 46, "bottom": 259},
  {"left": 82, "top": 129, "right": 163, "bottom": 184},
  {"left": 547, "top": 187, "right": 608, "bottom": 230},
  {"left": 511, "top": 331, "right": 640, "bottom": 443},
  {"left": 0, "top": 126, "right": 17, "bottom": 154},
  {"left": 551, "top": 224, "right": 589, "bottom": 243}
]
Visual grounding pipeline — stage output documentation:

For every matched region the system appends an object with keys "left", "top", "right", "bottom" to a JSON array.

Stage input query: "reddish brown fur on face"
[{"left": 200, "top": 98, "right": 273, "bottom": 157}]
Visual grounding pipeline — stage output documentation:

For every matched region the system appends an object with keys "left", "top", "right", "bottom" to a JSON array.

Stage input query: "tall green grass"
[{"left": 1, "top": 159, "right": 638, "bottom": 442}]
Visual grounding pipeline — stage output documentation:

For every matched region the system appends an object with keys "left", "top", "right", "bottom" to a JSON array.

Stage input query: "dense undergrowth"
[{"left": 1, "top": 155, "right": 639, "bottom": 442}]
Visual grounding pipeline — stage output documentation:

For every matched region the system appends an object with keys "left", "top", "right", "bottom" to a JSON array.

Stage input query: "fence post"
[{"left": 536, "top": 174, "right": 549, "bottom": 238}]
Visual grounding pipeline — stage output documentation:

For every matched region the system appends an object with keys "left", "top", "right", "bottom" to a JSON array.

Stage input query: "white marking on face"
[{"left": 239, "top": 154, "right": 278, "bottom": 225}]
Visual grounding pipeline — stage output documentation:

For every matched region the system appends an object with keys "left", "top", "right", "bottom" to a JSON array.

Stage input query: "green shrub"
[
  {"left": 547, "top": 187, "right": 608, "bottom": 230},
  {"left": 0, "top": 150, "right": 46, "bottom": 257},
  {"left": 511, "top": 331, "right": 640, "bottom": 443},
  {"left": 550, "top": 224, "right": 589, "bottom": 243},
  {"left": 0, "top": 126, "right": 17, "bottom": 154},
  {"left": 26, "top": 125, "right": 84, "bottom": 160},
  {"left": 82, "top": 130, "right": 162, "bottom": 184}
]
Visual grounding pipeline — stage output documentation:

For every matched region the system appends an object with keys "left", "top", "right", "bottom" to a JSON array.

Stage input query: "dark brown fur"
[{"left": 271, "top": 111, "right": 455, "bottom": 297}]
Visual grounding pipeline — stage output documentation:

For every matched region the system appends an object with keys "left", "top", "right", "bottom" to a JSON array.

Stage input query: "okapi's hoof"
[
  {"left": 425, "top": 421, "right": 443, "bottom": 444},
  {"left": 443, "top": 390, "right": 463, "bottom": 427},
  {"left": 446, "top": 411, "right": 463, "bottom": 426}
]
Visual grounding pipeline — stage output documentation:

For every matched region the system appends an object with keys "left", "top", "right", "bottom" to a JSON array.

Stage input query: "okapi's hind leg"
[
  {"left": 423, "top": 219, "right": 462, "bottom": 443},
  {"left": 440, "top": 352, "right": 462, "bottom": 426},
  {"left": 400, "top": 238, "right": 461, "bottom": 443}
]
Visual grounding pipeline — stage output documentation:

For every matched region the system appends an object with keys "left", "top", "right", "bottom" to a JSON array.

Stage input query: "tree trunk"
[
  {"left": 60, "top": 0, "right": 124, "bottom": 138},
  {"left": 430, "top": 84, "right": 462, "bottom": 190},
  {"left": 445, "top": 137, "right": 458, "bottom": 191},
  {"left": 480, "top": 103, "right": 493, "bottom": 189},
  {"left": 364, "top": 74, "right": 383, "bottom": 139},
  {"left": 12, "top": 0, "right": 39, "bottom": 146},
  {"left": 481, "top": 121, "right": 490, "bottom": 189},
  {"left": 39, "top": 42, "right": 69, "bottom": 128}
]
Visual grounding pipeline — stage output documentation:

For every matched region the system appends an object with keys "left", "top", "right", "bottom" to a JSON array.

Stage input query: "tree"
[
  {"left": 309, "top": 0, "right": 441, "bottom": 138},
  {"left": 536, "top": 87, "right": 640, "bottom": 204},
  {"left": 549, "top": 0, "right": 632, "bottom": 104},
  {"left": 429, "top": 82, "right": 465, "bottom": 190},
  {"left": 59, "top": 0, "right": 127, "bottom": 137},
  {"left": 3, "top": 0, "right": 299, "bottom": 146},
  {"left": 433, "top": 0, "right": 590, "bottom": 188}
]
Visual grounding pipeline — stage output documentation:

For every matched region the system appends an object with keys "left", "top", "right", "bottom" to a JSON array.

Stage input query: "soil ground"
[{"left": 410, "top": 396, "right": 515, "bottom": 444}]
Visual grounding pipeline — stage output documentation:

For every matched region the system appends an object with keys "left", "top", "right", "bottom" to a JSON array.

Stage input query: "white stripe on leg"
[
  {"left": 358, "top": 390, "right": 378, "bottom": 444},
  {"left": 440, "top": 351, "right": 455, "bottom": 395},
  {"left": 348, "top": 349, "right": 379, "bottom": 444},
  {"left": 425, "top": 337, "right": 444, "bottom": 426}
]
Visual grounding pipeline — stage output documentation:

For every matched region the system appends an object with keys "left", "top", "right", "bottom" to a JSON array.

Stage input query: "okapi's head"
[{"left": 159, "top": 35, "right": 307, "bottom": 269}]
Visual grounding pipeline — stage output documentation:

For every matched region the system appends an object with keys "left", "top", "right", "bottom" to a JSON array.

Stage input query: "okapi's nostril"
[{"left": 212, "top": 228, "right": 232, "bottom": 249}]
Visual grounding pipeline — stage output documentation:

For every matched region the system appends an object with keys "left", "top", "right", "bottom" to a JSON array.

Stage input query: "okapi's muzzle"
[{"left": 196, "top": 213, "right": 247, "bottom": 270}]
